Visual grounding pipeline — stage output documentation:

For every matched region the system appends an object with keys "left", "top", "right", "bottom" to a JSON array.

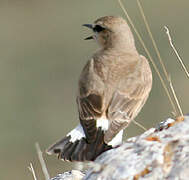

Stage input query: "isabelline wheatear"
[{"left": 47, "top": 16, "right": 152, "bottom": 161}]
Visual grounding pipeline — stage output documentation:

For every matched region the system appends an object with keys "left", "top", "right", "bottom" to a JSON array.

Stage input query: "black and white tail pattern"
[{"left": 46, "top": 118, "right": 123, "bottom": 161}]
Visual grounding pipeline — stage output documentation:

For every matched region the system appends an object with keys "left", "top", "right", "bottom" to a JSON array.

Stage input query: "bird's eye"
[{"left": 93, "top": 25, "right": 105, "bottom": 33}]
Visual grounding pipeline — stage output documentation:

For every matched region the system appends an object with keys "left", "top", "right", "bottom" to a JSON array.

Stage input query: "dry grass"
[
  {"left": 132, "top": 119, "right": 147, "bottom": 131},
  {"left": 168, "top": 76, "right": 183, "bottom": 116},
  {"left": 28, "top": 163, "right": 38, "bottom": 180},
  {"left": 164, "top": 26, "right": 189, "bottom": 79},
  {"left": 35, "top": 142, "right": 50, "bottom": 180},
  {"left": 136, "top": 0, "right": 183, "bottom": 117}
]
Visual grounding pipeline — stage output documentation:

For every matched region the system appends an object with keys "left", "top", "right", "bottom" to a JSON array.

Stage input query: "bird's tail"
[{"left": 46, "top": 124, "right": 112, "bottom": 161}]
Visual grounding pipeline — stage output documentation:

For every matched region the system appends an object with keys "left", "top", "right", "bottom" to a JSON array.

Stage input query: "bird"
[{"left": 46, "top": 16, "right": 152, "bottom": 161}]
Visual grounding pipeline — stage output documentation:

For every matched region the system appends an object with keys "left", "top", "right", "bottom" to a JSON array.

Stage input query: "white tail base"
[
  {"left": 67, "top": 124, "right": 86, "bottom": 143},
  {"left": 67, "top": 119, "right": 122, "bottom": 147},
  {"left": 96, "top": 117, "right": 109, "bottom": 131},
  {"left": 108, "top": 130, "right": 123, "bottom": 147}
]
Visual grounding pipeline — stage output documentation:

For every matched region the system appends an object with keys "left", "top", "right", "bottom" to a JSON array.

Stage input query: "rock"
[
  {"left": 50, "top": 116, "right": 189, "bottom": 180},
  {"left": 50, "top": 170, "right": 85, "bottom": 180}
]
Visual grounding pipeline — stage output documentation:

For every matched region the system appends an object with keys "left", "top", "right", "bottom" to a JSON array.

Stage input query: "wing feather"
[
  {"left": 105, "top": 55, "right": 152, "bottom": 143},
  {"left": 77, "top": 59, "right": 106, "bottom": 143}
]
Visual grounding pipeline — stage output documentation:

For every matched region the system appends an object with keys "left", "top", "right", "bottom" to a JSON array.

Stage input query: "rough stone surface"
[
  {"left": 50, "top": 116, "right": 189, "bottom": 180},
  {"left": 50, "top": 170, "right": 85, "bottom": 180}
]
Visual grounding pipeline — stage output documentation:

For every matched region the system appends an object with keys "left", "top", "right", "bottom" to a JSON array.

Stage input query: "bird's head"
[{"left": 83, "top": 16, "right": 136, "bottom": 51}]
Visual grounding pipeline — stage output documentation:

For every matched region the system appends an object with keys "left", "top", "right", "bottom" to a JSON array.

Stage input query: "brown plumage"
[{"left": 47, "top": 16, "right": 152, "bottom": 161}]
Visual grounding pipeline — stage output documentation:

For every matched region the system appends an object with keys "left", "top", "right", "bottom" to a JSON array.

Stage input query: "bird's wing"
[
  {"left": 77, "top": 58, "right": 106, "bottom": 143},
  {"left": 104, "top": 55, "right": 152, "bottom": 143}
]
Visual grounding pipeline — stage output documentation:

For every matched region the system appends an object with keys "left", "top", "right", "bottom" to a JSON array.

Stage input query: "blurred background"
[{"left": 0, "top": 0, "right": 188, "bottom": 179}]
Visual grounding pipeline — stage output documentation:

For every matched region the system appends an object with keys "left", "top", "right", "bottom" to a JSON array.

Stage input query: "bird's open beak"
[
  {"left": 84, "top": 36, "right": 93, "bottom": 40},
  {"left": 83, "top": 24, "right": 93, "bottom": 29},
  {"left": 83, "top": 24, "right": 94, "bottom": 40}
]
